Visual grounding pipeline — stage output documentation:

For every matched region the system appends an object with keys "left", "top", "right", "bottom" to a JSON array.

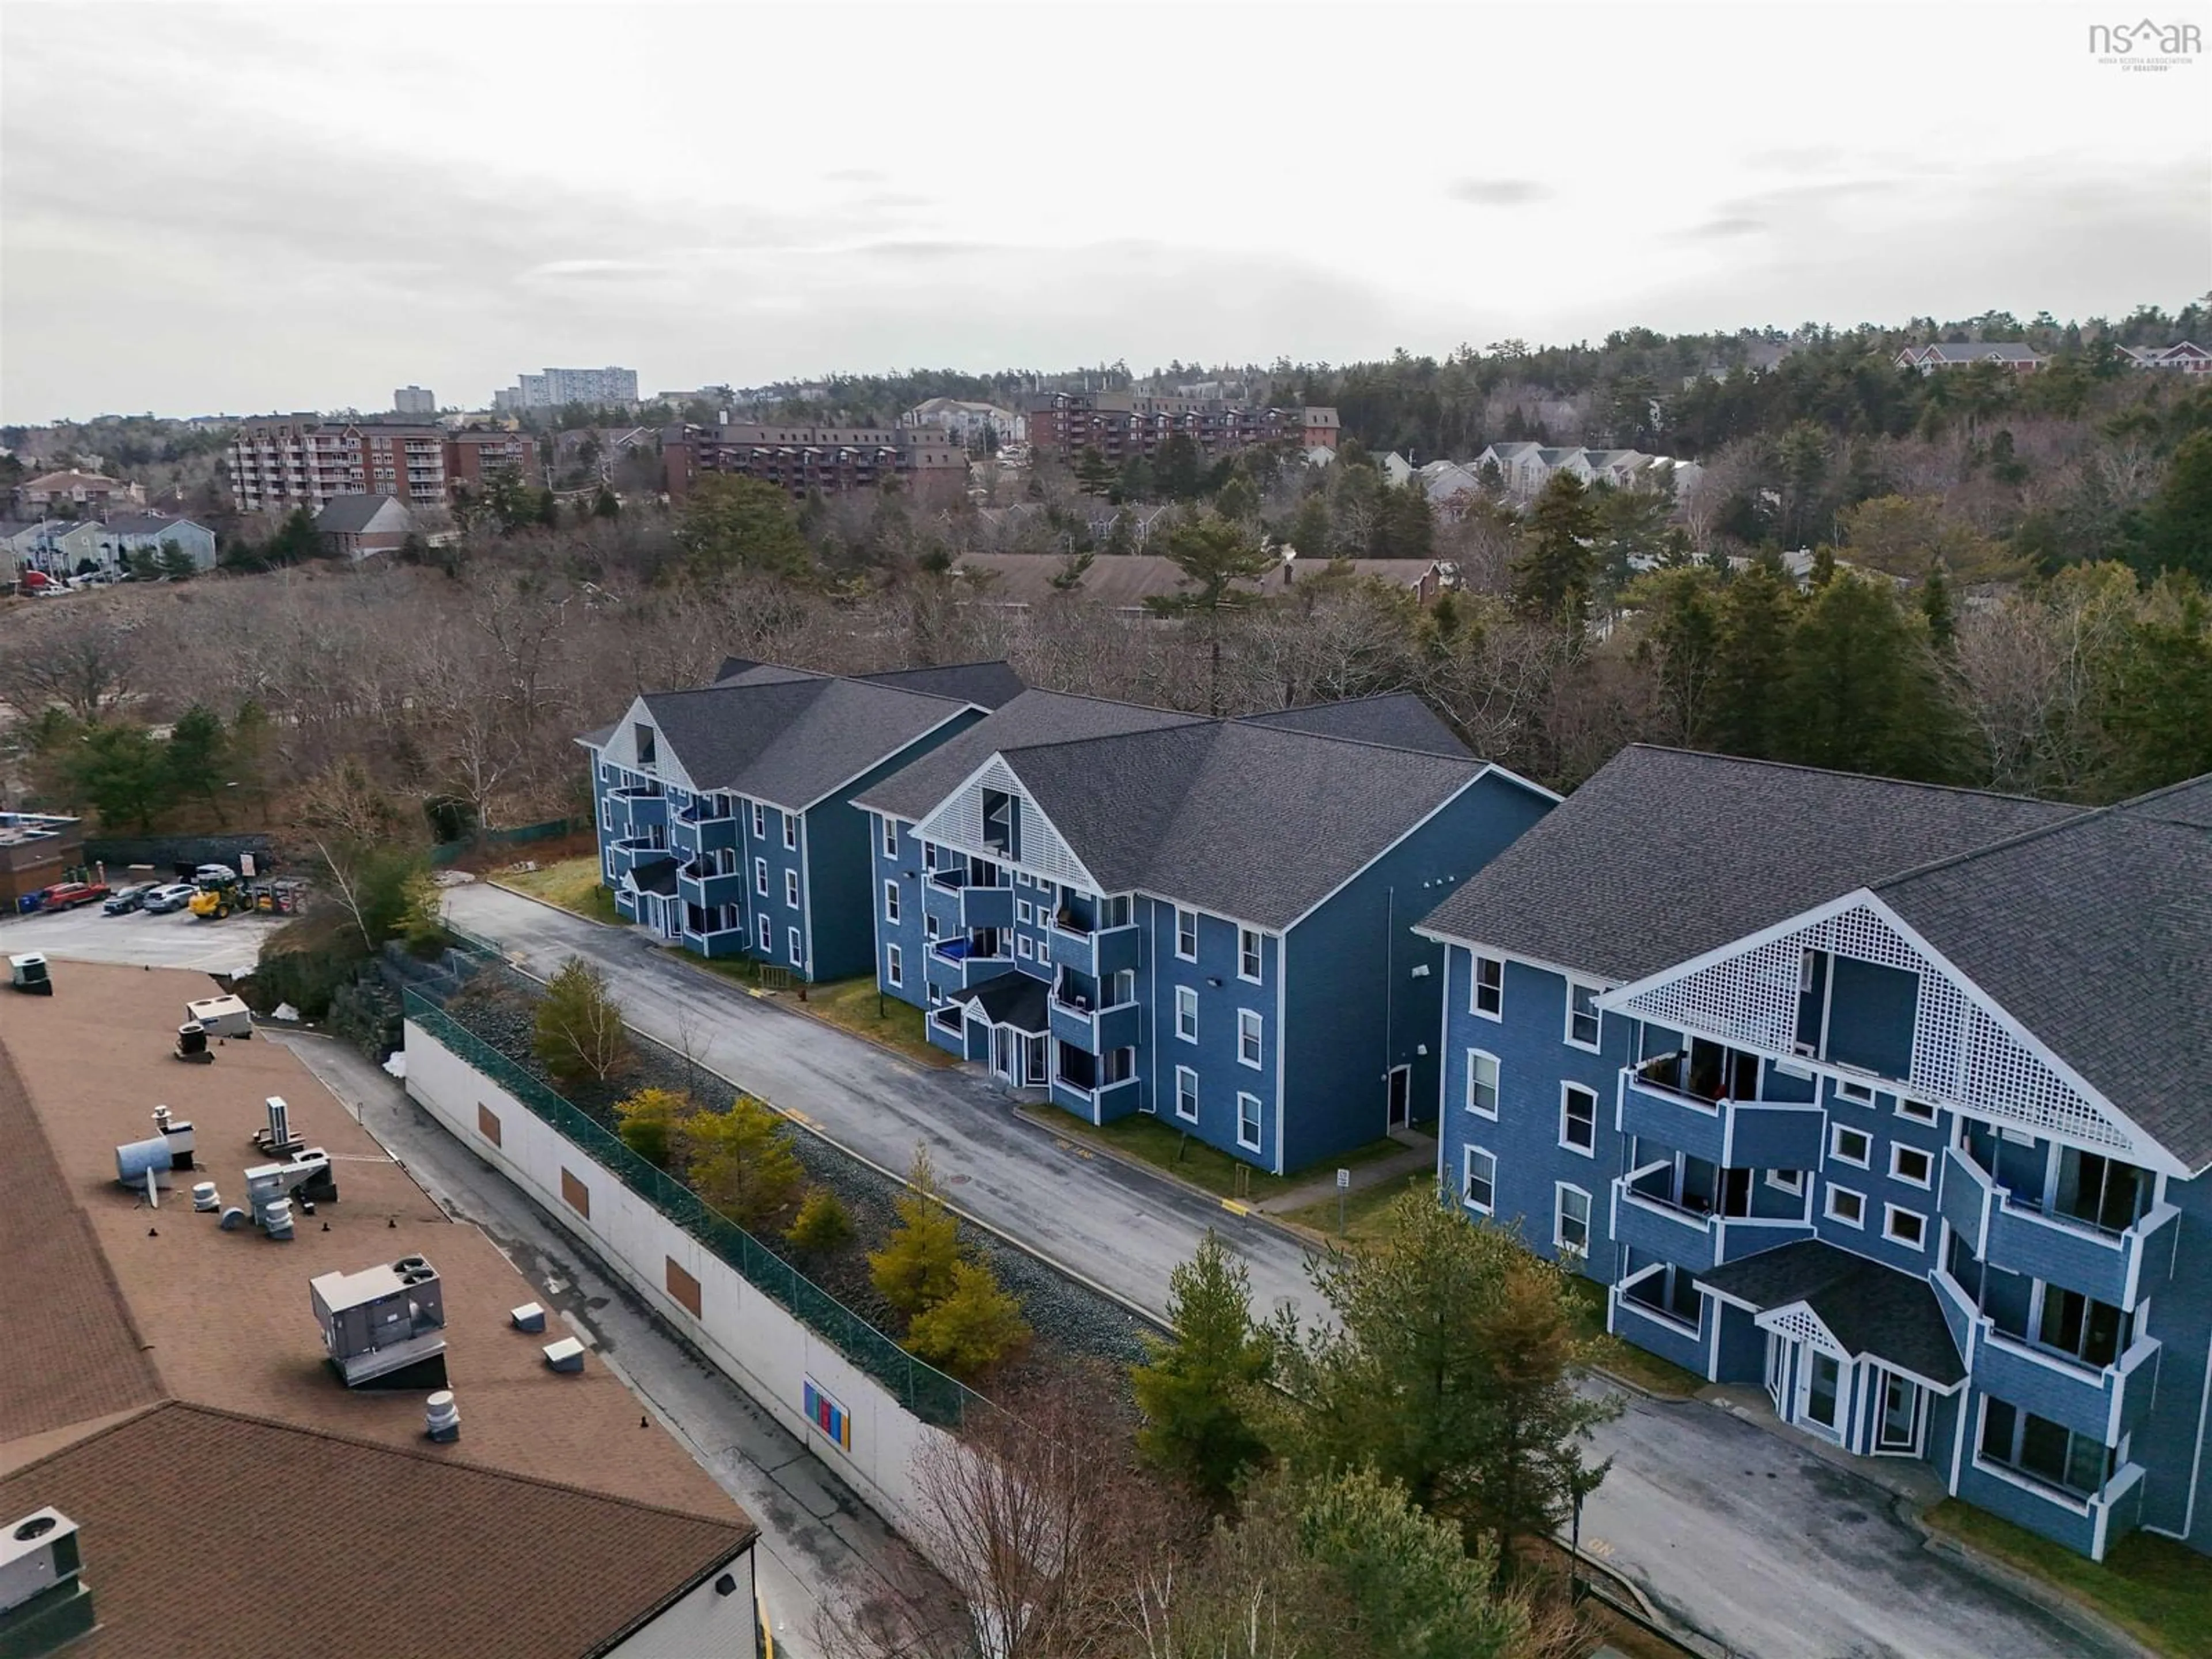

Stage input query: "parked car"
[
  {"left": 194, "top": 863, "right": 238, "bottom": 884},
  {"left": 102, "top": 884, "right": 156, "bottom": 915},
  {"left": 38, "top": 881, "right": 111, "bottom": 911},
  {"left": 143, "top": 883, "right": 198, "bottom": 914}
]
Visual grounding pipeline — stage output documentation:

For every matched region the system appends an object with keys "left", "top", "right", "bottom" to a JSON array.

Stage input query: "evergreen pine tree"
[
  {"left": 1777, "top": 574, "right": 1959, "bottom": 780},
  {"left": 1707, "top": 563, "right": 1798, "bottom": 759},
  {"left": 1131, "top": 1230, "right": 1271, "bottom": 1511},
  {"left": 1921, "top": 562, "right": 1956, "bottom": 649},
  {"left": 869, "top": 1146, "right": 963, "bottom": 1314},
  {"left": 683, "top": 1095, "right": 802, "bottom": 1229},
  {"left": 1146, "top": 512, "right": 1274, "bottom": 715},
  {"left": 1512, "top": 471, "right": 1598, "bottom": 625}
]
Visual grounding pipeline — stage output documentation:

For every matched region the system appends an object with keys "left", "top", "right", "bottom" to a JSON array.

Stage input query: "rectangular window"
[
  {"left": 886, "top": 944, "right": 903, "bottom": 987},
  {"left": 1566, "top": 981, "right": 1601, "bottom": 1050},
  {"left": 782, "top": 813, "right": 798, "bottom": 851},
  {"left": 1884, "top": 1205, "right": 1927, "bottom": 1249},
  {"left": 1835, "top": 1078, "right": 1876, "bottom": 1105},
  {"left": 785, "top": 869, "right": 800, "bottom": 909},
  {"left": 1175, "top": 907, "right": 1199, "bottom": 961},
  {"left": 1467, "top": 1051, "right": 1499, "bottom": 1117},
  {"left": 1237, "top": 1092, "right": 1262, "bottom": 1150},
  {"left": 884, "top": 880, "right": 901, "bottom": 925},
  {"left": 1897, "top": 1097, "right": 1938, "bottom": 1125},
  {"left": 1238, "top": 1009, "right": 1263, "bottom": 1069},
  {"left": 1017, "top": 899, "right": 1033, "bottom": 925},
  {"left": 1560, "top": 1083, "right": 1598, "bottom": 1153},
  {"left": 754, "top": 857, "right": 768, "bottom": 896},
  {"left": 1830, "top": 1125, "right": 1871, "bottom": 1167},
  {"left": 1017, "top": 937, "right": 1033, "bottom": 960},
  {"left": 1175, "top": 1065, "right": 1199, "bottom": 1122},
  {"left": 1037, "top": 937, "right": 1050, "bottom": 966},
  {"left": 1825, "top": 1185, "right": 1865, "bottom": 1228},
  {"left": 634, "top": 723, "right": 656, "bottom": 767},
  {"left": 757, "top": 914, "right": 772, "bottom": 952},
  {"left": 1979, "top": 1399, "right": 2112, "bottom": 1499},
  {"left": 1556, "top": 1184, "right": 1592, "bottom": 1254},
  {"left": 1238, "top": 927, "right": 1262, "bottom": 983},
  {"left": 789, "top": 926, "right": 804, "bottom": 965},
  {"left": 1176, "top": 986, "right": 1199, "bottom": 1042},
  {"left": 751, "top": 802, "right": 766, "bottom": 839},
  {"left": 1766, "top": 1169, "right": 1806, "bottom": 1195},
  {"left": 1891, "top": 1145, "right": 1933, "bottom": 1187},
  {"left": 1463, "top": 1146, "right": 1496, "bottom": 1214},
  {"left": 1472, "top": 954, "right": 1503, "bottom": 1018},
  {"left": 881, "top": 817, "right": 899, "bottom": 858}
]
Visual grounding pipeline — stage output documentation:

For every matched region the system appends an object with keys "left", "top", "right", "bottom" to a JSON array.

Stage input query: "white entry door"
[{"left": 1795, "top": 1348, "right": 1844, "bottom": 1441}]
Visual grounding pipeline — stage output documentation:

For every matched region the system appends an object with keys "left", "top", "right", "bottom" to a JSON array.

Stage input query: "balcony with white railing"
[
  {"left": 1619, "top": 1058, "right": 1825, "bottom": 1170},
  {"left": 1942, "top": 1145, "right": 2178, "bottom": 1312}
]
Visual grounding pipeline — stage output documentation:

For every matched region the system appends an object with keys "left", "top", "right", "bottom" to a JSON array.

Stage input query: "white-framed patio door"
[{"left": 1794, "top": 1347, "right": 1844, "bottom": 1441}]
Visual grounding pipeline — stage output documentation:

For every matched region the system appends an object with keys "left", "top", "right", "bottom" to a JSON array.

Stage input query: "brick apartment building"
[
  {"left": 661, "top": 423, "right": 969, "bottom": 507},
  {"left": 228, "top": 416, "right": 540, "bottom": 515},
  {"left": 1025, "top": 392, "right": 1340, "bottom": 464}
]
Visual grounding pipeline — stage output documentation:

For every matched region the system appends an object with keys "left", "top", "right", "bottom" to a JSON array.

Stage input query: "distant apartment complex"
[
  {"left": 1472, "top": 443, "right": 1705, "bottom": 503},
  {"left": 493, "top": 366, "right": 641, "bottom": 412},
  {"left": 228, "top": 416, "right": 540, "bottom": 515},
  {"left": 1025, "top": 392, "right": 1339, "bottom": 464},
  {"left": 393, "top": 384, "right": 437, "bottom": 414},
  {"left": 661, "top": 422, "right": 969, "bottom": 506},
  {"left": 901, "top": 396, "right": 1027, "bottom": 447},
  {"left": 2122, "top": 341, "right": 2211, "bottom": 373},
  {"left": 1895, "top": 343, "right": 2047, "bottom": 374}
]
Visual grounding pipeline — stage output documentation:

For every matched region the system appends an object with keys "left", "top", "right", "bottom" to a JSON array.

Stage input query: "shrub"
[
  {"left": 869, "top": 1146, "right": 961, "bottom": 1315},
  {"left": 614, "top": 1087, "right": 694, "bottom": 1172},
  {"left": 905, "top": 1259, "right": 1030, "bottom": 1377},
  {"left": 785, "top": 1187, "right": 854, "bottom": 1256},
  {"left": 532, "top": 955, "right": 633, "bottom": 1084},
  {"left": 683, "top": 1094, "right": 803, "bottom": 1229}
]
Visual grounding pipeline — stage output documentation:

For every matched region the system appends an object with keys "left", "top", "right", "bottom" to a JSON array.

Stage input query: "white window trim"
[
  {"left": 1175, "top": 907, "right": 1199, "bottom": 962},
  {"left": 1884, "top": 1204, "right": 1928, "bottom": 1248},
  {"left": 1889, "top": 1144, "right": 1933, "bottom": 1188},
  {"left": 1555, "top": 1182, "right": 1593, "bottom": 1255},
  {"left": 886, "top": 944, "right": 903, "bottom": 987},
  {"left": 1175, "top": 986, "right": 1199, "bottom": 1043},
  {"left": 1237, "top": 1009, "right": 1263, "bottom": 1070},
  {"left": 1463, "top": 1145, "right": 1497, "bottom": 1215},
  {"left": 1237, "top": 927, "right": 1263, "bottom": 985},
  {"left": 1559, "top": 1081, "right": 1599, "bottom": 1157},
  {"left": 1766, "top": 1169, "right": 1806, "bottom": 1196},
  {"left": 751, "top": 802, "right": 765, "bottom": 839},
  {"left": 1466, "top": 1049, "right": 1500, "bottom": 1119},
  {"left": 788, "top": 926, "right": 803, "bottom": 965},
  {"left": 1017, "top": 937, "right": 1033, "bottom": 960},
  {"left": 785, "top": 869, "right": 800, "bottom": 910},
  {"left": 754, "top": 857, "right": 768, "bottom": 896},
  {"left": 1835, "top": 1077, "right": 1876, "bottom": 1105},
  {"left": 884, "top": 880, "right": 900, "bottom": 925},
  {"left": 881, "top": 817, "right": 899, "bottom": 858},
  {"left": 1897, "top": 1097, "right": 1938, "bottom": 1125},
  {"left": 1825, "top": 1184, "right": 1866, "bottom": 1228},
  {"left": 757, "top": 914, "right": 772, "bottom": 952},
  {"left": 1830, "top": 1124, "right": 1872, "bottom": 1168},
  {"left": 1471, "top": 953, "right": 1505, "bottom": 1021},
  {"left": 1017, "top": 899, "right": 1033, "bottom": 925},
  {"left": 1564, "top": 980, "right": 1603, "bottom": 1052},
  {"left": 1037, "top": 938, "right": 1050, "bottom": 966},
  {"left": 1175, "top": 1064, "right": 1199, "bottom": 1122},
  {"left": 782, "top": 815, "right": 798, "bottom": 851},
  {"left": 1236, "top": 1091, "right": 1262, "bottom": 1151}
]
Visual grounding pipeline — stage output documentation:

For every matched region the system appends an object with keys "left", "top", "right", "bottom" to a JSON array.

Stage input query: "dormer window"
[{"left": 634, "top": 722, "right": 656, "bottom": 767}]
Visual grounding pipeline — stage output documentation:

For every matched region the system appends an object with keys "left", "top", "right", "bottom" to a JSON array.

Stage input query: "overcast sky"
[{"left": 3, "top": 0, "right": 2206, "bottom": 423}]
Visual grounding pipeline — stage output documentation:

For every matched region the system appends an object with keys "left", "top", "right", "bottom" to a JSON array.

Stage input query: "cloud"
[
  {"left": 1446, "top": 178, "right": 1551, "bottom": 207},
  {"left": 1673, "top": 215, "right": 1769, "bottom": 241}
]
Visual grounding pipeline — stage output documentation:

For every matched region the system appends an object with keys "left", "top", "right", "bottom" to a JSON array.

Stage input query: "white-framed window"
[
  {"left": 1565, "top": 981, "right": 1601, "bottom": 1051},
  {"left": 757, "top": 913, "right": 772, "bottom": 952},
  {"left": 1560, "top": 1082, "right": 1598, "bottom": 1154},
  {"left": 1472, "top": 953, "right": 1503, "bottom": 1018},
  {"left": 1238, "top": 1009, "right": 1263, "bottom": 1069},
  {"left": 1175, "top": 1065, "right": 1199, "bottom": 1122},
  {"left": 1835, "top": 1077, "right": 1876, "bottom": 1105},
  {"left": 884, "top": 880, "right": 900, "bottom": 925},
  {"left": 1884, "top": 1205, "right": 1927, "bottom": 1248},
  {"left": 1237, "top": 1091, "right": 1262, "bottom": 1150},
  {"left": 1897, "top": 1097, "right": 1938, "bottom": 1125},
  {"left": 925, "top": 912, "right": 941, "bottom": 941},
  {"left": 1238, "top": 927, "right": 1262, "bottom": 983},
  {"left": 751, "top": 802, "right": 765, "bottom": 839},
  {"left": 1175, "top": 907, "right": 1199, "bottom": 961},
  {"left": 782, "top": 813, "right": 798, "bottom": 851},
  {"left": 788, "top": 926, "right": 803, "bottom": 964},
  {"left": 1891, "top": 1144, "right": 1933, "bottom": 1188},
  {"left": 1037, "top": 937, "right": 1050, "bottom": 967},
  {"left": 1830, "top": 1124, "right": 1871, "bottom": 1168},
  {"left": 1467, "top": 1050, "right": 1499, "bottom": 1117},
  {"left": 785, "top": 869, "right": 800, "bottom": 909},
  {"left": 1555, "top": 1184, "right": 1592, "bottom": 1254},
  {"left": 881, "top": 816, "right": 899, "bottom": 858},
  {"left": 1017, "top": 899, "right": 1033, "bottom": 925},
  {"left": 1766, "top": 1169, "right": 1806, "bottom": 1195},
  {"left": 886, "top": 944, "right": 903, "bottom": 987},
  {"left": 1017, "top": 937, "right": 1033, "bottom": 960},
  {"left": 1825, "top": 1185, "right": 1865, "bottom": 1228},
  {"left": 754, "top": 857, "right": 769, "bottom": 896},
  {"left": 1463, "top": 1146, "right": 1496, "bottom": 1214},
  {"left": 1039, "top": 880, "right": 1056, "bottom": 904},
  {"left": 1176, "top": 986, "right": 1198, "bottom": 1042}
]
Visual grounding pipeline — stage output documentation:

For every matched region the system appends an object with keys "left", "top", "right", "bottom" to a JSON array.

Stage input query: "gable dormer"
[{"left": 911, "top": 755, "right": 1103, "bottom": 895}]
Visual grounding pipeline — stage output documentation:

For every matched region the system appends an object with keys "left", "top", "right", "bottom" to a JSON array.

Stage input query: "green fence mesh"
[{"left": 404, "top": 990, "right": 978, "bottom": 1428}]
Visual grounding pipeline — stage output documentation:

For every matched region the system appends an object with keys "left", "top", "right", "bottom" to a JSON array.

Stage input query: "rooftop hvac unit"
[
  {"left": 184, "top": 994, "right": 252, "bottom": 1040},
  {"left": 8, "top": 955, "right": 51, "bottom": 996},
  {"left": 310, "top": 1255, "right": 448, "bottom": 1389},
  {"left": 1, "top": 1508, "right": 94, "bottom": 1652}
]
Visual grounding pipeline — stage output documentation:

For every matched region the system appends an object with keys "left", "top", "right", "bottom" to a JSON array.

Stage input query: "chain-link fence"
[{"left": 404, "top": 989, "right": 980, "bottom": 1428}]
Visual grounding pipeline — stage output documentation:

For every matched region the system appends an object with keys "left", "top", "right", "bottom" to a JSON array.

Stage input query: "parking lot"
[{"left": 0, "top": 898, "right": 284, "bottom": 974}]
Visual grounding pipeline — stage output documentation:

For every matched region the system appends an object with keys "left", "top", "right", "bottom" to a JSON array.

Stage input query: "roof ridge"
[
  {"left": 1005, "top": 685, "right": 1208, "bottom": 719},
  {"left": 1620, "top": 743, "right": 2077, "bottom": 810},
  {"left": 995, "top": 715, "right": 1227, "bottom": 763},
  {"left": 2115, "top": 770, "right": 2212, "bottom": 821},
  {"left": 1226, "top": 717, "right": 1486, "bottom": 768}
]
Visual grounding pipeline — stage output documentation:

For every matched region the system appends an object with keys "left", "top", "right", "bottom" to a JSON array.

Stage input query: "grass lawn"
[
  {"left": 1040, "top": 1112, "right": 1405, "bottom": 1203},
  {"left": 1925, "top": 1501, "right": 2212, "bottom": 1657},
  {"left": 491, "top": 857, "right": 620, "bottom": 926},
  {"left": 1563, "top": 1278, "right": 1705, "bottom": 1399},
  {"left": 1284, "top": 1169, "right": 1434, "bottom": 1243},
  {"left": 791, "top": 976, "right": 956, "bottom": 1068}
]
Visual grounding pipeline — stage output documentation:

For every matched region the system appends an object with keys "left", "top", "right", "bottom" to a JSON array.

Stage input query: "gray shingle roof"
[
  {"left": 314, "top": 494, "right": 411, "bottom": 534},
  {"left": 641, "top": 676, "right": 969, "bottom": 810},
  {"left": 965, "top": 972, "right": 1049, "bottom": 1032},
  {"left": 859, "top": 660, "right": 1026, "bottom": 709},
  {"left": 1240, "top": 694, "right": 1471, "bottom": 759},
  {"left": 627, "top": 857, "right": 679, "bottom": 896},
  {"left": 1415, "top": 747, "right": 2079, "bottom": 980},
  {"left": 851, "top": 690, "right": 1207, "bottom": 823},
  {"left": 1873, "top": 792, "right": 2212, "bottom": 1168},
  {"left": 1700, "top": 1240, "right": 1964, "bottom": 1387}
]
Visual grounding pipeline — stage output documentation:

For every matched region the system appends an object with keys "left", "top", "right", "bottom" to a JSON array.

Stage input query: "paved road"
[
  {"left": 279, "top": 1029, "right": 919, "bottom": 1659},
  {"left": 0, "top": 902, "right": 282, "bottom": 974},
  {"left": 442, "top": 884, "right": 2126, "bottom": 1659}
]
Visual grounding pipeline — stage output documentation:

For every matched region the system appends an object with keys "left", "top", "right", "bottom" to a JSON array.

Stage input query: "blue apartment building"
[
  {"left": 579, "top": 660, "right": 1022, "bottom": 978},
  {"left": 853, "top": 689, "right": 1556, "bottom": 1172},
  {"left": 1416, "top": 745, "right": 2212, "bottom": 1562}
]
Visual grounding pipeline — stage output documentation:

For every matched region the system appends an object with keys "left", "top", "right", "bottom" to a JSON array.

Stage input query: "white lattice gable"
[
  {"left": 1599, "top": 891, "right": 2177, "bottom": 1172},
  {"left": 599, "top": 695, "right": 698, "bottom": 791},
  {"left": 909, "top": 753, "right": 1106, "bottom": 895},
  {"left": 1755, "top": 1302, "right": 1844, "bottom": 1356}
]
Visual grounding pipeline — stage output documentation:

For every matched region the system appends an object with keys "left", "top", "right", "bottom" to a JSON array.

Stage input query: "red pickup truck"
[{"left": 37, "top": 881, "right": 111, "bottom": 911}]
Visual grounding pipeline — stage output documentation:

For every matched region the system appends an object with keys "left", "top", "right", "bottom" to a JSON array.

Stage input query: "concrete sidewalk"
[{"left": 1251, "top": 1130, "right": 1437, "bottom": 1215}]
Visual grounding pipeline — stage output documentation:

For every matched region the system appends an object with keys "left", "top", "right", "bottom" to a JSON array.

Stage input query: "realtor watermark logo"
[{"left": 2089, "top": 18, "right": 2200, "bottom": 70}]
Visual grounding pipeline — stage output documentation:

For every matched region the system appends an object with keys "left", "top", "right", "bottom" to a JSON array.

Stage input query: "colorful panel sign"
[{"left": 802, "top": 1376, "right": 851, "bottom": 1452}]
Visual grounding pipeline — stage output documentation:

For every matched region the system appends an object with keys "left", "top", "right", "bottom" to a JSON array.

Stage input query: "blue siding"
[{"left": 1145, "top": 902, "right": 1279, "bottom": 1163}]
